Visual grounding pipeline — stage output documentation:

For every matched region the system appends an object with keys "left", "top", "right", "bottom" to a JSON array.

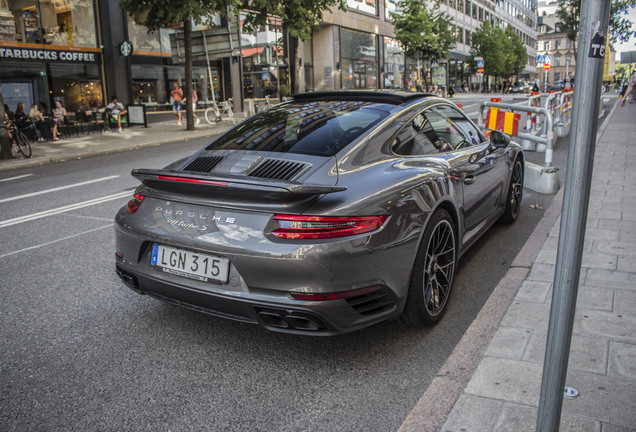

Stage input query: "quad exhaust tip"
[{"left": 256, "top": 308, "right": 324, "bottom": 332}]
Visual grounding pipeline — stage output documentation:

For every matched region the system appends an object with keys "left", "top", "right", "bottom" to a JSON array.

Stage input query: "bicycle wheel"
[
  {"left": 15, "top": 131, "right": 32, "bottom": 158},
  {"left": 205, "top": 107, "right": 221, "bottom": 125}
]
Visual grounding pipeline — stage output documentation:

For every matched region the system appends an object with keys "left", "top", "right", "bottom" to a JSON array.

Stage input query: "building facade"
[{"left": 0, "top": 0, "right": 538, "bottom": 116}]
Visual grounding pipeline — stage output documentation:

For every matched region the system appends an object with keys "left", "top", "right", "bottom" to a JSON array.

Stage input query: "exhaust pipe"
[
  {"left": 115, "top": 267, "right": 142, "bottom": 293},
  {"left": 256, "top": 308, "right": 323, "bottom": 331}
]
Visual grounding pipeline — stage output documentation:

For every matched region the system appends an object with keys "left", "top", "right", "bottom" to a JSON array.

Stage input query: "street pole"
[{"left": 535, "top": 1, "right": 610, "bottom": 431}]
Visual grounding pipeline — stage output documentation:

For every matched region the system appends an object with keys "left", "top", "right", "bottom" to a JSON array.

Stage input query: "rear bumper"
[{"left": 115, "top": 263, "right": 401, "bottom": 335}]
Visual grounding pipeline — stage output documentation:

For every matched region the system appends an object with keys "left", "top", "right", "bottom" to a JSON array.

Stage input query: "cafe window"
[
  {"left": 49, "top": 62, "right": 102, "bottom": 111},
  {"left": 341, "top": 29, "right": 377, "bottom": 90},
  {"left": 0, "top": 0, "right": 96, "bottom": 47}
]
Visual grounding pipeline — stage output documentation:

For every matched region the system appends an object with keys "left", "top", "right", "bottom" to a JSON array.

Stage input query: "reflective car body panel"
[{"left": 115, "top": 91, "right": 523, "bottom": 335}]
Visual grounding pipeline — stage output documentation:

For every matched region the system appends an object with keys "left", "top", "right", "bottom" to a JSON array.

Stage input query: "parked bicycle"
[
  {"left": 204, "top": 99, "right": 236, "bottom": 125},
  {"left": 255, "top": 96, "right": 272, "bottom": 113},
  {"left": 1, "top": 121, "right": 32, "bottom": 158}
]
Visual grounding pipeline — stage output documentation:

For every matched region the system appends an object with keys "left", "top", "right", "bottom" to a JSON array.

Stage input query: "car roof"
[{"left": 291, "top": 91, "right": 435, "bottom": 106}]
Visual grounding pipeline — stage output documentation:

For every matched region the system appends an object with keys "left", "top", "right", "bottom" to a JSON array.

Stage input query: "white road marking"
[
  {"left": 0, "top": 175, "right": 120, "bottom": 203},
  {"left": 0, "top": 224, "right": 113, "bottom": 258},
  {"left": 0, "top": 190, "right": 131, "bottom": 228},
  {"left": 0, "top": 174, "right": 34, "bottom": 183}
]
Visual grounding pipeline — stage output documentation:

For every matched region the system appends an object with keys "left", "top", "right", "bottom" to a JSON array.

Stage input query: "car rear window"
[{"left": 205, "top": 100, "right": 390, "bottom": 156}]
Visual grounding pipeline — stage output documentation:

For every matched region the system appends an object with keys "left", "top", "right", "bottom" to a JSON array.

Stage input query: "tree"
[
  {"left": 470, "top": 22, "right": 527, "bottom": 82},
  {"left": 242, "top": 0, "right": 347, "bottom": 94},
  {"left": 557, "top": 0, "right": 636, "bottom": 44},
  {"left": 505, "top": 25, "right": 528, "bottom": 78},
  {"left": 391, "top": 0, "right": 456, "bottom": 89},
  {"left": 120, "top": 0, "right": 240, "bottom": 130}
]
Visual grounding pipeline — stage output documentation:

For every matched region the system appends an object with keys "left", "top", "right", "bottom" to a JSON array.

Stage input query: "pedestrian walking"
[
  {"left": 171, "top": 82, "right": 184, "bottom": 125},
  {"left": 620, "top": 70, "right": 636, "bottom": 107}
]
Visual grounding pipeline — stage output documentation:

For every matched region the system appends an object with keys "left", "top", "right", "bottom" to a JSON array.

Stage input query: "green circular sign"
[{"left": 120, "top": 40, "right": 133, "bottom": 57}]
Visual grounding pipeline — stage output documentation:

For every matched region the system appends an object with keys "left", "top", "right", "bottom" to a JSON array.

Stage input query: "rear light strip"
[
  {"left": 272, "top": 214, "right": 387, "bottom": 239},
  {"left": 290, "top": 285, "right": 383, "bottom": 301},
  {"left": 157, "top": 175, "right": 228, "bottom": 186}
]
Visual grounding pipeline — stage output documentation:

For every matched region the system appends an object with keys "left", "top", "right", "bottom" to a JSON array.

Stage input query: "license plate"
[{"left": 151, "top": 244, "right": 229, "bottom": 283}]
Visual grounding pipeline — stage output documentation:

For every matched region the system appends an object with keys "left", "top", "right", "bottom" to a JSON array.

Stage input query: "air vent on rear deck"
[
  {"left": 182, "top": 156, "right": 224, "bottom": 173},
  {"left": 248, "top": 159, "right": 308, "bottom": 181}
]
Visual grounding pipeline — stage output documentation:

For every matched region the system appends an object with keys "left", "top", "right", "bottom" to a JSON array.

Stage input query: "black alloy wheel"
[
  {"left": 402, "top": 209, "right": 456, "bottom": 327},
  {"left": 499, "top": 158, "right": 523, "bottom": 224}
]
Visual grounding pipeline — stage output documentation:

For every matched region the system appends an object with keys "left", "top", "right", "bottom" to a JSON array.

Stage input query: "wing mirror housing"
[{"left": 490, "top": 130, "right": 510, "bottom": 149}]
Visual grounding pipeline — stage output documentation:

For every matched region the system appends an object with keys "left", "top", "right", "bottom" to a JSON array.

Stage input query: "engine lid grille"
[
  {"left": 248, "top": 159, "right": 308, "bottom": 181},
  {"left": 183, "top": 156, "right": 224, "bottom": 173}
]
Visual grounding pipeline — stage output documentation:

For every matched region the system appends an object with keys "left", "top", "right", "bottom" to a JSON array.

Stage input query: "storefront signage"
[{"left": 0, "top": 47, "right": 97, "bottom": 62}]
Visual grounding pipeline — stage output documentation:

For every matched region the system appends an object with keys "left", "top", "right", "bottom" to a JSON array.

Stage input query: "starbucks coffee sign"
[{"left": 0, "top": 47, "right": 98, "bottom": 62}]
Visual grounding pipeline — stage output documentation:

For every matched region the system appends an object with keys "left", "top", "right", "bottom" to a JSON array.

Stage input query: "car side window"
[
  {"left": 424, "top": 105, "right": 480, "bottom": 149},
  {"left": 392, "top": 113, "right": 440, "bottom": 156}
]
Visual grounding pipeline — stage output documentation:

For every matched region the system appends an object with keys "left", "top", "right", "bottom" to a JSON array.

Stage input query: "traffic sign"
[
  {"left": 544, "top": 63, "right": 550, "bottom": 70},
  {"left": 431, "top": 60, "right": 439, "bottom": 69},
  {"left": 477, "top": 60, "right": 484, "bottom": 69}
]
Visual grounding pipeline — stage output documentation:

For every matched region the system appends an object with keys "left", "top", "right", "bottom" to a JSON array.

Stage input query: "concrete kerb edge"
[{"left": 399, "top": 183, "right": 566, "bottom": 432}]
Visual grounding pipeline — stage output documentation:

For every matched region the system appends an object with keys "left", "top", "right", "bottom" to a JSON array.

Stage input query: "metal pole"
[
  {"left": 201, "top": 33, "right": 217, "bottom": 107},
  {"left": 535, "top": 1, "right": 610, "bottom": 431}
]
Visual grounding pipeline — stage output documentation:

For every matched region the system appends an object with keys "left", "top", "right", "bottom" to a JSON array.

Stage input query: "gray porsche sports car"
[{"left": 115, "top": 91, "right": 524, "bottom": 335}]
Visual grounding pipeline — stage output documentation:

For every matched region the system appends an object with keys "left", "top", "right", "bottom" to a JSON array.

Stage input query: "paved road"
[{"left": 0, "top": 98, "right": 566, "bottom": 431}]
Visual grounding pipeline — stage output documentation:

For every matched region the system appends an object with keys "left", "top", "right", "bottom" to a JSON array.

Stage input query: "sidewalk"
[
  {"left": 400, "top": 100, "right": 636, "bottom": 431},
  {"left": 0, "top": 117, "right": 236, "bottom": 172}
]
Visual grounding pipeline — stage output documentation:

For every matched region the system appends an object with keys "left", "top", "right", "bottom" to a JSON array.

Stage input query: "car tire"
[
  {"left": 499, "top": 158, "right": 524, "bottom": 224},
  {"left": 402, "top": 209, "right": 456, "bottom": 327}
]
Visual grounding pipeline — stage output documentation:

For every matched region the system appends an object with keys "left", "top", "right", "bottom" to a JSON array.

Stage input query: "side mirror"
[{"left": 490, "top": 130, "right": 510, "bottom": 148}]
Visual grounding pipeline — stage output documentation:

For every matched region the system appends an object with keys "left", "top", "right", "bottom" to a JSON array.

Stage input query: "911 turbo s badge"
[{"left": 154, "top": 207, "right": 236, "bottom": 232}]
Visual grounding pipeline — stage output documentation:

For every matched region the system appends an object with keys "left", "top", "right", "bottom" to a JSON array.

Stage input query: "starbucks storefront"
[{"left": 0, "top": 45, "right": 104, "bottom": 115}]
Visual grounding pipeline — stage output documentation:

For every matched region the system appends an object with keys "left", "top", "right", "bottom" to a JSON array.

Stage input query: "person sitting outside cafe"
[
  {"left": 30, "top": 103, "right": 60, "bottom": 141},
  {"left": 106, "top": 96, "right": 128, "bottom": 132}
]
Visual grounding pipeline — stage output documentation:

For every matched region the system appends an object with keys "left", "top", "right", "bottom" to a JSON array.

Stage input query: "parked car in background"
[
  {"left": 511, "top": 81, "right": 530, "bottom": 94},
  {"left": 115, "top": 91, "right": 525, "bottom": 335}
]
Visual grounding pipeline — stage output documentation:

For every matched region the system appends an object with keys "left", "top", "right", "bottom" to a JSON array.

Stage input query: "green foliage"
[
  {"left": 505, "top": 25, "right": 528, "bottom": 77},
  {"left": 557, "top": 0, "right": 636, "bottom": 43},
  {"left": 391, "top": 0, "right": 456, "bottom": 60},
  {"left": 278, "top": 84, "right": 290, "bottom": 96},
  {"left": 242, "top": 0, "right": 347, "bottom": 40},
  {"left": 470, "top": 21, "right": 527, "bottom": 79}
]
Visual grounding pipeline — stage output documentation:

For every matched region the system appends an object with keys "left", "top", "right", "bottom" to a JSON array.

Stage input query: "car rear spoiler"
[{"left": 131, "top": 168, "right": 346, "bottom": 203}]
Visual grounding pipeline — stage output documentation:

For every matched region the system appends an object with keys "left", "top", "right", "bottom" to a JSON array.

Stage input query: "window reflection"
[
  {"left": 384, "top": 37, "right": 403, "bottom": 89},
  {"left": 341, "top": 29, "right": 377, "bottom": 90},
  {"left": 0, "top": 0, "right": 96, "bottom": 47},
  {"left": 206, "top": 101, "right": 388, "bottom": 156},
  {"left": 347, "top": 0, "right": 377, "bottom": 15}
]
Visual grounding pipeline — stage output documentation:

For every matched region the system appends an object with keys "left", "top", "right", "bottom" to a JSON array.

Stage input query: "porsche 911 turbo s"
[{"left": 115, "top": 91, "right": 524, "bottom": 335}]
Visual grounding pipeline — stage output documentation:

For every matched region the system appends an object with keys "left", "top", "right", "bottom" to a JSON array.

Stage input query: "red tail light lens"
[
  {"left": 272, "top": 214, "right": 387, "bottom": 239},
  {"left": 290, "top": 285, "right": 383, "bottom": 301},
  {"left": 126, "top": 193, "right": 145, "bottom": 214}
]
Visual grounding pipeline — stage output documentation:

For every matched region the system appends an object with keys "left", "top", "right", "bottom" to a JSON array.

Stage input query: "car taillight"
[
  {"left": 126, "top": 193, "right": 145, "bottom": 214},
  {"left": 272, "top": 214, "right": 387, "bottom": 239},
  {"left": 290, "top": 285, "right": 383, "bottom": 301}
]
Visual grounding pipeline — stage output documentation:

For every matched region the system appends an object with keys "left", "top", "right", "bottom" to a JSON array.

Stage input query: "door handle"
[{"left": 464, "top": 175, "right": 475, "bottom": 185}]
